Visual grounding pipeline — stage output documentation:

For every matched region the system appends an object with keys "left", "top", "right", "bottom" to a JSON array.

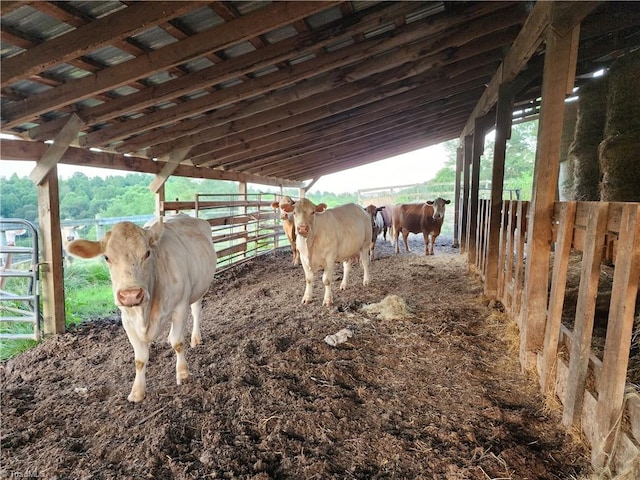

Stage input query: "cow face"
[
  {"left": 272, "top": 196, "right": 295, "bottom": 221},
  {"left": 426, "top": 197, "right": 451, "bottom": 221},
  {"left": 282, "top": 198, "right": 327, "bottom": 238},
  {"left": 67, "top": 221, "right": 163, "bottom": 307},
  {"left": 61, "top": 225, "right": 82, "bottom": 242}
]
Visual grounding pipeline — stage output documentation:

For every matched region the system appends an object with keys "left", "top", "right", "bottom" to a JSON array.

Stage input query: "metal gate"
[{"left": 0, "top": 218, "right": 41, "bottom": 341}]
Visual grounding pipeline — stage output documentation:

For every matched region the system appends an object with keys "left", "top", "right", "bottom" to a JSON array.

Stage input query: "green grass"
[
  {"left": 64, "top": 261, "right": 117, "bottom": 325},
  {"left": 1, "top": 260, "right": 117, "bottom": 361}
]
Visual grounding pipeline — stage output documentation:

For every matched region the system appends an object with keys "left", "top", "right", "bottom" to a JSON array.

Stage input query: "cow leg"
[
  {"left": 168, "top": 303, "right": 190, "bottom": 385},
  {"left": 322, "top": 262, "right": 336, "bottom": 306},
  {"left": 190, "top": 298, "right": 203, "bottom": 348},
  {"left": 393, "top": 227, "right": 401, "bottom": 254},
  {"left": 122, "top": 319, "right": 149, "bottom": 403},
  {"left": 402, "top": 230, "right": 410, "bottom": 253},
  {"left": 423, "top": 232, "right": 430, "bottom": 255},
  {"left": 301, "top": 259, "right": 314, "bottom": 304},
  {"left": 360, "top": 246, "right": 371, "bottom": 286},
  {"left": 340, "top": 261, "right": 350, "bottom": 290},
  {"left": 430, "top": 233, "right": 438, "bottom": 255}
]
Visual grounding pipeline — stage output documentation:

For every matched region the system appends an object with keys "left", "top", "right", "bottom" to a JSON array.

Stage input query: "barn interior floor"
[{"left": 0, "top": 234, "right": 592, "bottom": 479}]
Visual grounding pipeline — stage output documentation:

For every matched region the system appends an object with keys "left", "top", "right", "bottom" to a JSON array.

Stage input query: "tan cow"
[
  {"left": 271, "top": 195, "right": 299, "bottom": 265},
  {"left": 281, "top": 198, "right": 371, "bottom": 306},
  {"left": 364, "top": 204, "right": 385, "bottom": 260},
  {"left": 66, "top": 214, "right": 217, "bottom": 402},
  {"left": 392, "top": 197, "right": 451, "bottom": 255}
]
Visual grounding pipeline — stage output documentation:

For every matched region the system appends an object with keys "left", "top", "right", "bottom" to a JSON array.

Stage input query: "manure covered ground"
[{"left": 1, "top": 235, "right": 591, "bottom": 479}]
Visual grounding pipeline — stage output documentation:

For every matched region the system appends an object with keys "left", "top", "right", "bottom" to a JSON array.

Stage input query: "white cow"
[
  {"left": 66, "top": 214, "right": 217, "bottom": 402},
  {"left": 281, "top": 198, "right": 372, "bottom": 306}
]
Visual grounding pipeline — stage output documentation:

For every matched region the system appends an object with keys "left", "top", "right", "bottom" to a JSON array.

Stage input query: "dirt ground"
[{"left": 1, "top": 235, "right": 592, "bottom": 479}]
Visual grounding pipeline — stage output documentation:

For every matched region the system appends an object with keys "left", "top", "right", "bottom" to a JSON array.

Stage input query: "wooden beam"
[
  {"left": 29, "top": 113, "right": 84, "bottom": 185},
  {"left": 468, "top": 115, "right": 492, "bottom": 267},
  {"left": 37, "top": 167, "right": 65, "bottom": 335},
  {"left": 1, "top": 139, "right": 303, "bottom": 189},
  {"left": 485, "top": 84, "right": 515, "bottom": 298},
  {"left": 593, "top": 203, "right": 640, "bottom": 468},
  {"left": 2, "top": 1, "right": 337, "bottom": 127},
  {"left": 561, "top": 202, "right": 608, "bottom": 428},
  {"left": 148, "top": 147, "right": 192, "bottom": 193},
  {"left": 145, "top": 53, "right": 503, "bottom": 159},
  {"left": 520, "top": 11, "right": 582, "bottom": 370},
  {"left": 1, "top": 2, "right": 200, "bottom": 87},
  {"left": 460, "top": 135, "right": 473, "bottom": 254},
  {"left": 26, "top": 2, "right": 426, "bottom": 140},
  {"left": 79, "top": 15, "right": 523, "bottom": 149}
]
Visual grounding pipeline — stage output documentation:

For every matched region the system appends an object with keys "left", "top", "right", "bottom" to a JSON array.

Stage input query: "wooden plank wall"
[{"left": 481, "top": 199, "right": 640, "bottom": 474}]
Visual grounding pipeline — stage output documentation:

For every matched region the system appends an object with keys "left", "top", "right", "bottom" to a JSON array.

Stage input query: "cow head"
[
  {"left": 271, "top": 195, "right": 295, "bottom": 221},
  {"left": 66, "top": 221, "right": 163, "bottom": 308},
  {"left": 281, "top": 197, "right": 327, "bottom": 238},
  {"left": 426, "top": 197, "right": 451, "bottom": 220},
  {"left": 61, "top": 225, "right": 83, "bottom": 242}
]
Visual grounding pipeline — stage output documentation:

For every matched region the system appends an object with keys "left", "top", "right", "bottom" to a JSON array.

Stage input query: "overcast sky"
[{"left": 0, "top": 143, "right": 450, "bottom": 194}]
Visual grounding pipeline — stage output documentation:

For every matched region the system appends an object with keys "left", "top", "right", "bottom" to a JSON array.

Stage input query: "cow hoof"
[
  {"left": 190, "top": 334, "right": 202, "bottom": 348},
  {"left": 127, "top": 391, "right": 145, "bottom": 403},
  {"left": 177, "top": 375, "right": 190, "bottom": 386}
]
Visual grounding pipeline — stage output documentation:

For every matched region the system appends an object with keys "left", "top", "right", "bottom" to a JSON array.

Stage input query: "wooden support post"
[
  {"left": 460, "top": 135, "right": 473, "bottom": 254},
  {"left": 540, "top": 201, "right": 577, "bottom": 393},
  {"left": 155, "top": 184, "right": 165, "bottom": 218},
  {"left": 562, "top": 202, "right": 608, "bottom": 428},
  {"left": 468, "top": 115, "right": 490, "bottom": 268},
  {"left": 592, "top": 204, "right": 640, "bottom": 468},
  {"left": 453, "top": 146, "right": 463, "bottom": 248},
  {"left": 520, "top": 16, "right": 580, "bottom": 370},
  {"left": 37, "top": 167, "right": 65, "bottom": 335},
  {"left": 485, "top": 84, "right": 515, "bottom": 298}
]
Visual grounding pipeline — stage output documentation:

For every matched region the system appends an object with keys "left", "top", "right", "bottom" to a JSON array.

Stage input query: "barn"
[{"left": 1, "top": 1, "right": 639, "bottom": 477}]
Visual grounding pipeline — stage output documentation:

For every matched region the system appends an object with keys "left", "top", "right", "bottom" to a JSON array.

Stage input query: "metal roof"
[{"left": 1, "top": 1, "right": 639, "bottom": 188}]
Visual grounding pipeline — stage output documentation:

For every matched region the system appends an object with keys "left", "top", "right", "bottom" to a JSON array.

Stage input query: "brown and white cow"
[
  {"left": 364, "top": 204, "right": 385, "bottom": 260},
  {"left": 66, "top": 214, "right": 217, "bottom": 402},
  {"left": 281, "top": 198, "right": 372, "bottom": 306},
  {"left": 392, "top": 197, "right": 451, "bottom": 255},
  {"left": 271, "top": 195, "right": 300, "bottom": 265}
]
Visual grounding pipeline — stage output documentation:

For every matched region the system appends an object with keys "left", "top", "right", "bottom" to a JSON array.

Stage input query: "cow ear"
[
  {"left": 316, "top": 203, "right": 327, "bottom": 213},
  {"left": 271, "top": 201, "right": 280, "bottom": 209},
  {"left": 281, "top": 203, "right": 294, "bottom": 213},
  {"left": 66, "top": 238, "right": 105, "bottom": 259},
  {"left": 444, "top": 199, "right": 451, "bottom": 204},
  {"left": 426, "top": 201, "right": 434, "bottom": 205},
  {"left": 147, "top": 218, "right": 164, "bottom": 247}
]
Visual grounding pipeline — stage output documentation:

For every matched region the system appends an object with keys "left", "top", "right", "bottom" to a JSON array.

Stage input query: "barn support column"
[
  {"left": 37, "top": 167, "right": 66, "bottom": 335},
  {"left": 30, "top": 113, "right": 84, "bottom": 335},
  {"left": 467, "top": 115, "right": 491, "bottom": 268},
  {"left": 520, "top": 7, "right": 581, "bottom": 371},
  {"left": 460, "top": 135, "right": 473, "bottom": 254},
  {"left": 485, "top": 84, "right": 515, "bottom": 298},
  {"left": 452, "top": 146, "right": 463, "bottom": 249}
]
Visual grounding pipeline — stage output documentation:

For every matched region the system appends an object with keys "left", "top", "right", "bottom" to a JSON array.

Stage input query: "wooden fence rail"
[{"left": 476, "top": 199, "right": 640, "bottom": 473}]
